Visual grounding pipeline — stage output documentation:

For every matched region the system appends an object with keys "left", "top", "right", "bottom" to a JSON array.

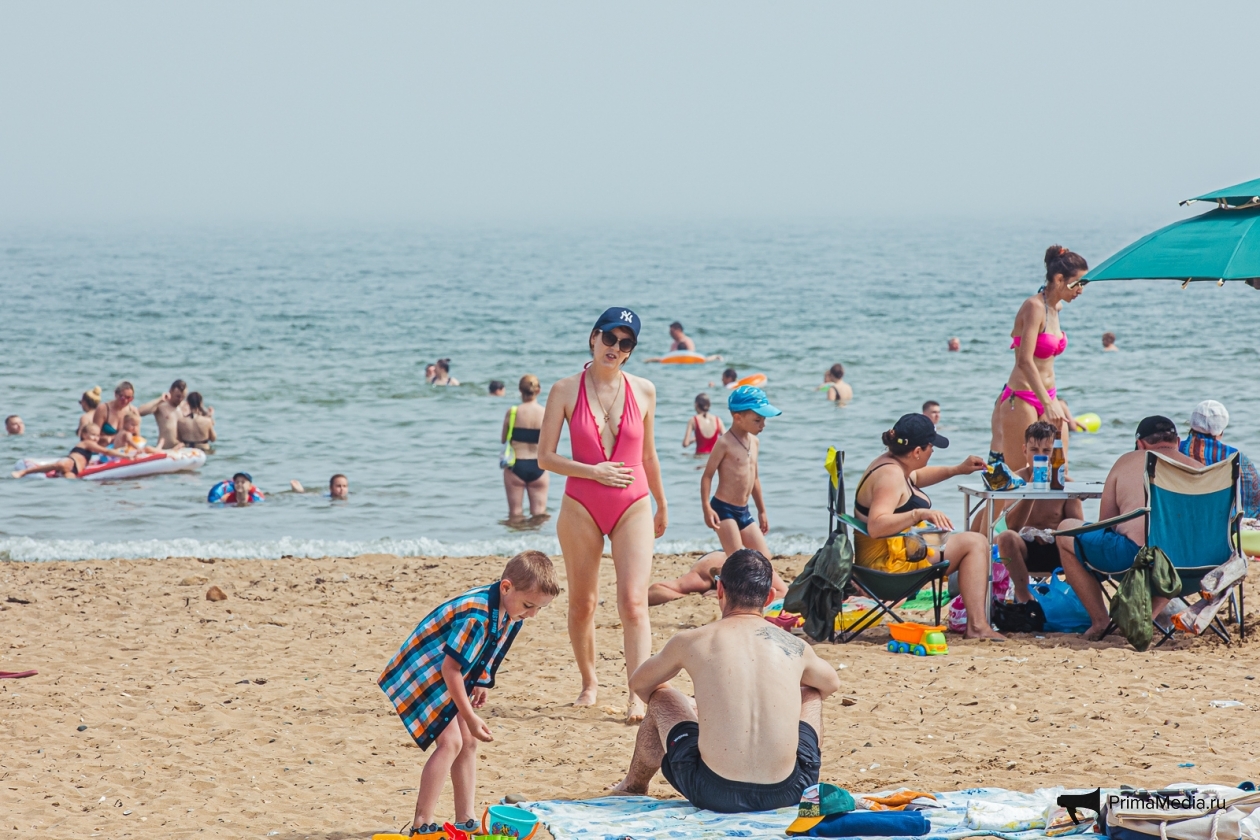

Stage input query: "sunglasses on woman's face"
[{"left": 599, "top": 331, "right": 637, "bottom": 353}]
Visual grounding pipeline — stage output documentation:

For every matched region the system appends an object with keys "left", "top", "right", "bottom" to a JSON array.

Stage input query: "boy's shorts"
[
  {"left": 711, "top": 497, "right": 755, "bottom": 530},
  {"left": 1074, "top": 527, "right": 1140, "bottom": 574},
  {"left": 660, "top": 720, "right": 820, "bottom": 813},
  {"left": 1021, "top": 536, "right": 1061, "bottom": 573}
]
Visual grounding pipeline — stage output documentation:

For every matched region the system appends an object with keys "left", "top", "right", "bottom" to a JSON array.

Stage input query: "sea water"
[{"left": 2, "top": 219, "right": 1257, "bottom": 562}]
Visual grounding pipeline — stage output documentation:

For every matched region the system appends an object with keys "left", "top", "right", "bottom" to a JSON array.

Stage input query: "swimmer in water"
[
  {"left": 947, "top": 337, "right": 961, "bottom": 352},
  {"left": 488, "top": 380, "right": 506, "bottom": 396},
  {"left": 709, "top": 368, "right": 738, "bottom": 389},
  {"left": 682, "top": 393, "right": 724, "bottom": 457},
  {"left": 1102, "top": 331, "right": 1118, "bottom": 351},
  {"left": 645, "top": 322, "right": 722, "bottom": 362},
  {"left": 648, "top": 549, "right": 788, "bottom": 606},
  {"left": 431, "top": 359, "right": 459, "bottom": 386},
  {"left": 12, "top": 423, "right": 115, "bottom": 478},
  {"left": 177, "top": 392, "right": 216, "bottom": 449},
  {"left": 288, "top": 474, "right": 349, "bottom": 499},
  {"left": 92, "top": 381, "right": 139, "bottom": 440},
  {"left": 424, "top": 363, "right": 437, "bottom": 384},
  {"left": 137, "top": 379, "right": 189, "bottom": 449},
  {"left": 502, "top": 374, "right": 549, "bottom": 520},
  {"left": 823, "top": 363, "right": 852, "bottom": 403},
  {"left": 922, "top": 400, "right": 940, "bottom": 426},
  {"left": 77, "top": 387, "right": 102, "bottom": 436},
  {"left": 5, "top": 415, "right": 23, "bottom": 435}
]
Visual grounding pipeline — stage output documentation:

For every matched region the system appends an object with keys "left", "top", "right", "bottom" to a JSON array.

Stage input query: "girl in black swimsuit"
[
  {"left": 11, "top": 423, "right": 115, "bottom": 479},
  {"left": 852, "top": 413, "right": 1005, "bottom": 641},
  {"left": 501, "top": 374, "right": 550, "bottom": 520}
]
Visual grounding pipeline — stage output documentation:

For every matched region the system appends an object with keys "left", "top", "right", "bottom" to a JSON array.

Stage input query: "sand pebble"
[{"left": 206, "top": 585, "right": 228, "bottom": 602}]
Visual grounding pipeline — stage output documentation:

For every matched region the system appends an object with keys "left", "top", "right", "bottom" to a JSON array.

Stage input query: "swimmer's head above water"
[
  {"left": 329, "top": 473, "right": 349, "bottom": 500},
  {"left": 6, "top": 415, "right": 25, "bottom": 435},
  {"left": 721, "top": 368, "right": 737, "bottom": 386}
]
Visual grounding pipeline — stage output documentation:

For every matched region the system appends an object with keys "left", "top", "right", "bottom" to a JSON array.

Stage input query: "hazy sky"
[{"left": 2, "top": 2, "right": 1257, "bottom": 224}]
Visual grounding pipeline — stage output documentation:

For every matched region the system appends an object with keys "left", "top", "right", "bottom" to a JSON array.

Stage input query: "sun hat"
[
  {"left": 592, "top": 307, "right": 641, "bottom": 340},
  {"left": 1190, "top": 400, "right": 1229, "bottom": 436},
  {"left": 786, "top": 783, "right": 856, "bottom": 834},
  {"left": 728, "top": 385, "right": 781, "bottom": 417},
  {"left": 890, "top": 413, "right": 949, "bottom": 449}
]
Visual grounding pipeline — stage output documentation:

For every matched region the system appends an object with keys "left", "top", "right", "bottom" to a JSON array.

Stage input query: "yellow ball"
[{"left": 1076, "top": 412, "right": 1102, "bottom": 433}]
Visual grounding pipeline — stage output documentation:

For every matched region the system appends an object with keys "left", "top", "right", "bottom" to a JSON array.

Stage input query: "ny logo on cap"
[{"left": 620, "top": 310, "right": 634, "bottom": 324}]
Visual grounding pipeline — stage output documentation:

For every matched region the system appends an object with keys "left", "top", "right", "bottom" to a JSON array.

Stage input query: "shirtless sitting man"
[
  {"left": 137, "top": 379, "right": 187, "bottom": 449},
  {"left": 648, "top": 549, "right": 788, "bottom": 606},
  {"left": 1055, "top": 416, "right": 1200, "bottom": 640},
  {"left": 614, "top": 549, "right": 839, "bottom": 812}
]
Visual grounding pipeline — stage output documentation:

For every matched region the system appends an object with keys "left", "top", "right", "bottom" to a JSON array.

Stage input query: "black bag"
[{"left": 990, "top": 598, "right": 1045, "bottom": 633}]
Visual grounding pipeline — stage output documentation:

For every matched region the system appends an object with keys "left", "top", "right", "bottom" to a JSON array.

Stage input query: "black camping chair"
[{"left": 827, "top": 448, "right": 948, "bottom": 643}]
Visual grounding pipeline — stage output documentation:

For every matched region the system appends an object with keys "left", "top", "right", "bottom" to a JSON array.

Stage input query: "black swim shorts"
[
  {"left": 659, "top": 720, "right": 820, "bottom": 813},
  {"left": 1021, "top": 536, "right": 1061, "bottom": 573},
  {"left": 710, "top": 497, "right": 756, "bottom": 530}
]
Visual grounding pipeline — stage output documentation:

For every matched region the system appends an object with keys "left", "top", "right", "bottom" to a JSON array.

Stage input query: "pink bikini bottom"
[{"left": 1000, "top": 385, "right": 1057, "bottom": 416}]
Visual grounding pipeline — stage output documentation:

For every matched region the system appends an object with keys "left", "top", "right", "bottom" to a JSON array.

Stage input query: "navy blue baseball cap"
[
  {"left": 891, "top": 413, "right": 948, "bottom": 449},
  {"left": 728, "top": 385, "right": 782, "bottom": 417},
  {"left": 592, "top": 307, "right": 641, "bottom": 340}
]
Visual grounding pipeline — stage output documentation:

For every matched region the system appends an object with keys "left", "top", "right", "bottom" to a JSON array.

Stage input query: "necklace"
[
  {"left": 731, "top": 431, "right": 750, "bottom": 453},
  {"left": 590, "top": 372, "right": 622, "bottom": 427}
]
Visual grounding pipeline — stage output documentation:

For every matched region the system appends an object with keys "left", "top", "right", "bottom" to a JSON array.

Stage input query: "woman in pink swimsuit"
[
  {"left": 538, "top": 307, "right": 667, "bottom": 722},
  {"left": 988, "top": 246, "right": 1088, "bottom": 471}
]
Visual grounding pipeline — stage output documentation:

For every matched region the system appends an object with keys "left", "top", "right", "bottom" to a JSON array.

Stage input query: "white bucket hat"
[{"left": 1190, "top": 400, "right": 1229, "bottom": 436}]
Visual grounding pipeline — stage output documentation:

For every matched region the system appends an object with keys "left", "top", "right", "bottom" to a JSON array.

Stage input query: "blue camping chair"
[{"left": 1057, "top": 452, "right": 1245, "bottom": 645}]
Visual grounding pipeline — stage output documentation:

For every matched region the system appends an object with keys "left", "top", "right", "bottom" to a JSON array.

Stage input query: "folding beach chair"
[
  {"left": 826, "top": 448, "right": 948, "bottom": 643},
  {"left": 1055, "top": 452, "right": 1246, "bottom": 645}
]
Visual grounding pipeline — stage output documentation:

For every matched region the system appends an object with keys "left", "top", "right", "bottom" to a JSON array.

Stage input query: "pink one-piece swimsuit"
[{"left": 564, "top": 372, "right": 648, "bottom": 536}]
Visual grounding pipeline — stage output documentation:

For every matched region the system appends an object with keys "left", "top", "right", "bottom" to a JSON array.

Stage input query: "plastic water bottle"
[{"left": 1032, "top": 454, "right": 1050, "bottom": 490}]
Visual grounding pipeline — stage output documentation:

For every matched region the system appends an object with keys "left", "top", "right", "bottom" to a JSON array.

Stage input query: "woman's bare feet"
[
  {"left": 573, "top": 686, "right": 598, "bottom": 707},
  {"left": 626, "top": 696, "right": 646, "bottom": 724}
]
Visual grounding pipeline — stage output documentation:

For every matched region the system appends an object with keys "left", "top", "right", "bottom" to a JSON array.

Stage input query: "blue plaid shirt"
[{"left": 378, "top": 582, "right": 521, "bottom": 750}]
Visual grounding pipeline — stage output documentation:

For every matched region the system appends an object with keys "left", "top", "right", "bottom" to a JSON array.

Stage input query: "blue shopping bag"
[{"left": 1031, "top": 568, "right": 1092, "bottom": 633}]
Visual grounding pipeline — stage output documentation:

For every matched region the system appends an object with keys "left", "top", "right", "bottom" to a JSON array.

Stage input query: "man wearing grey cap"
[
  {"left": 1054, "top": 416, "right": 1199, "bottom": 640},
  {"left": 1180, "top": 400, "right": 1260, "bottom": 518}
]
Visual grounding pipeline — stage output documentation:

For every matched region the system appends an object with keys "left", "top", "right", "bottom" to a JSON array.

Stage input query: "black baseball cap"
[
  {"left": 1135, "top": 415, "right": 1177, "bottom": 447},
  {"left": 891, "top": 413, "right": 949, "bottom": 449},
  {"left": 592, "top": 307, "right": 641, "bottom": 340}
]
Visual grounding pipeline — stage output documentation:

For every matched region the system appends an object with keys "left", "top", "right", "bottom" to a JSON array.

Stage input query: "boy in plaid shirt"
[{"left": 379, "top": 551, "right": 559, "bottom": 838}]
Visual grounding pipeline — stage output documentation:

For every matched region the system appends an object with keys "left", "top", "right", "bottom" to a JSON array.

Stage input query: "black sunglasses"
[{"left": 599, "top": 331, "right": 637, "bottom": 353}]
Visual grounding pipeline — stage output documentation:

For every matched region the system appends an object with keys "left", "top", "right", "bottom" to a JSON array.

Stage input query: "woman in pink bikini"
[
  {"left": 988, "top": 246, "right": 1088, "bottom": 471},
  {"left": 538, "top": 307, "right": 667, "bottom": 722}
]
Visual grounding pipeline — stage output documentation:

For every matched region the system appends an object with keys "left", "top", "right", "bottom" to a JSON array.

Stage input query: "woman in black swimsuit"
[
  {"left": 852, "top": 413, "right": 1004, "bottom": 640},
  {"left": 501, "top": 374, "right": 549, "bottom": 520}
]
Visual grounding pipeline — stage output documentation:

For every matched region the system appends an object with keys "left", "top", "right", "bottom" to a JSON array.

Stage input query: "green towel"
[{"left": 784, "top": 534, "right": 854, "bottom": 642}]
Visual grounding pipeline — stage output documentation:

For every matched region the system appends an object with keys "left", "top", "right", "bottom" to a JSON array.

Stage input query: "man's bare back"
[{"left": 1103, "top": 447, "right": 1199, "bottom": 546}]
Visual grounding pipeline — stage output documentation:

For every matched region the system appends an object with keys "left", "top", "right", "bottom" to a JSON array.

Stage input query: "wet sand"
[{"left": 2, "top": 552, "right": 1258, "bottom": 838}]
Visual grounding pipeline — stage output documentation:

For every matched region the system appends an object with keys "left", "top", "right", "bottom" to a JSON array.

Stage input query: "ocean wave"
[{"left": 0, "top": 532, "right": 825, "bottom": 562}]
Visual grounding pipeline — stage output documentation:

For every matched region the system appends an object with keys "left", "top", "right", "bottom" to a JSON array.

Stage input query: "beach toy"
[
  {"left": 659, "top": 350, "right": 707, "bottom": 364},
  {"left": 1237, "top": 530, "right": 1260, "bottom": 557},
  {"left": 13, "top": 448, "right": 207, "bottom": 481},
  {"left": 886, "top": 622, "right": 948, "bottom": 656},
  {"left": 207, "top": 479, "right": 265, "bottom": 504},
  {"left": 726, "top": 373, "right": 767, "bottom": 389},
  {"left": 481, "top": 805, "right": 539, "bottom": 840},
  {"left": 1076, "top": 412, "right": 1102, "bottom": 433}
]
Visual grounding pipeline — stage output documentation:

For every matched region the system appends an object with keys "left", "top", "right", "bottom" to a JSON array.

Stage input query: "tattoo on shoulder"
[{"left": 755, "top": 624, "right": 805, "bottom": 658}]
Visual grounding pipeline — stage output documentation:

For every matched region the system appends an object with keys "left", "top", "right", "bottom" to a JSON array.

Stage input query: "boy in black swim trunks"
[
  {"left": 988, "top": 421, "right": 1083, "bottom": 603},
  {"left": 700, "top": 386, "right": 780, "bottom": 558}
]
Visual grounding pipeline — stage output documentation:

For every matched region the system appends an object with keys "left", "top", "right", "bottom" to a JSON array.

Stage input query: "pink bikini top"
[
  {"left": 571, "top": 372, "right": 644, "bottom": 467},
  {"left": 1011, "top": 331, "right": 1067, "bottom": 359}
]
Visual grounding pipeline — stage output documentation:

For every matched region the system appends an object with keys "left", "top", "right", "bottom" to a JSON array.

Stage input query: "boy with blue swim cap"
[{"left": 699, "top": 386, "right": 782, "bottom": 560}]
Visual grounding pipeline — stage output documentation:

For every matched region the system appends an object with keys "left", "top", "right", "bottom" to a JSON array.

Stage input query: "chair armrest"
[
  {"left": 837, "top": 512, "right": 869, "bottom": 536},
  {"left": 1050, "top": 508, "right": 1148, "bottom": 539}
]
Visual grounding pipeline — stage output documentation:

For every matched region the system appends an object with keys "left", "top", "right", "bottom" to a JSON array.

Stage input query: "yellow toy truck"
[{"left": 886, "top": 622, "right": 948, "bottom": 656}]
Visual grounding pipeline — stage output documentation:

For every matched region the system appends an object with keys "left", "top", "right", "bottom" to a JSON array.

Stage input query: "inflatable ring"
[
  {"left": 727, "top": 373, "right": 767, "bottom": 389},
  {"left": 207, "top": 479, "right": 265, "bottom": 504},
  {"left": 658, "top": 351, "right": 707, "bottom": 364}
]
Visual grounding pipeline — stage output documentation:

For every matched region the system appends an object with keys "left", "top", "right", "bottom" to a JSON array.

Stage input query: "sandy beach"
[{"left": 3, "top": 551, "right": 1259, "bottom": 839}]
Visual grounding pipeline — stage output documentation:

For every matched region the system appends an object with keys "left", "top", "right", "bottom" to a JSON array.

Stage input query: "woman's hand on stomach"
[{"left": 591, "top": 460, "right": 636, "bottom": 487}]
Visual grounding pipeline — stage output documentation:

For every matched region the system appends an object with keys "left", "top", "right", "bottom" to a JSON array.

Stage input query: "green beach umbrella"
[{"left": 1084, "top": 177, "right": 1260, "bottom": 286}]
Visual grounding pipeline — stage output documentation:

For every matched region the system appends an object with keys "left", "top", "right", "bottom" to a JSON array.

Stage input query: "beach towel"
[{"left": 523, "top": 787, "right": 1099, "bottom": 840}]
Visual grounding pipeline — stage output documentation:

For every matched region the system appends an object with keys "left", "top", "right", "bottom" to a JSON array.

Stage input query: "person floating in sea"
[
  {"left": 378, "top": 550, "right": 559, "bottom": 840},
  {"left": 922, "top": 400, "right": 941, "bottom": 426},
  {"left": 177, "top": 392, "right": 216, "bottom": 449},
  {"left": 709, "top": 368, "right": 739, "bottom": 389},
  {"left": 823, "top": 363, "right": 852, "bottom": 403},
  {"left": 12, "top": 423, "right": 114, "bottom": 478},
  {"left": 424, "top": 363, "right": 437, "bottom": 384},
  {"left": 289, "top": 474, "right": 350, "bottom": 499},
  {"left": 1102, "top": 331, "right": 1118, "bottom": 351},
  {"left": 648, "top": 548, "right": 788, "bottom": 606},
  {"left": 501, "top": 374, "right": 549, "bottom": 520},
  {"left": 137, "top": 379, "right": 191, "bottom": 449},
  {"left": 947, "top": 337, "right": 961, "bottom": 352},
  {"left": 208, "top": 472, "right": 263, "bottom": 505},
  {"left": 986, "top": 245, "right": 1088, "bottom": 472},
  {"left": 614, "top": 550, "right": 838, "bottom": 812},
  {"left": 645, "top": 322, "right": 722, "bottom": 362},
  {"left": 700, "top": 386, "right": 779, "bottom": 558},
  {"left": 682, "top": 394, "right": 724, "bottom": 457},
  {"left": 5, "top": 415, "right": 23, "bottom": 435},
  {"left": 537, "top": 306, "right": 667, "bottom": 722},
  {"left": 431, "top": 359, "right": 459, "bottom": 386},
  {"left": 487, "top": 380, "right": 506, "bottom": 397}
]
